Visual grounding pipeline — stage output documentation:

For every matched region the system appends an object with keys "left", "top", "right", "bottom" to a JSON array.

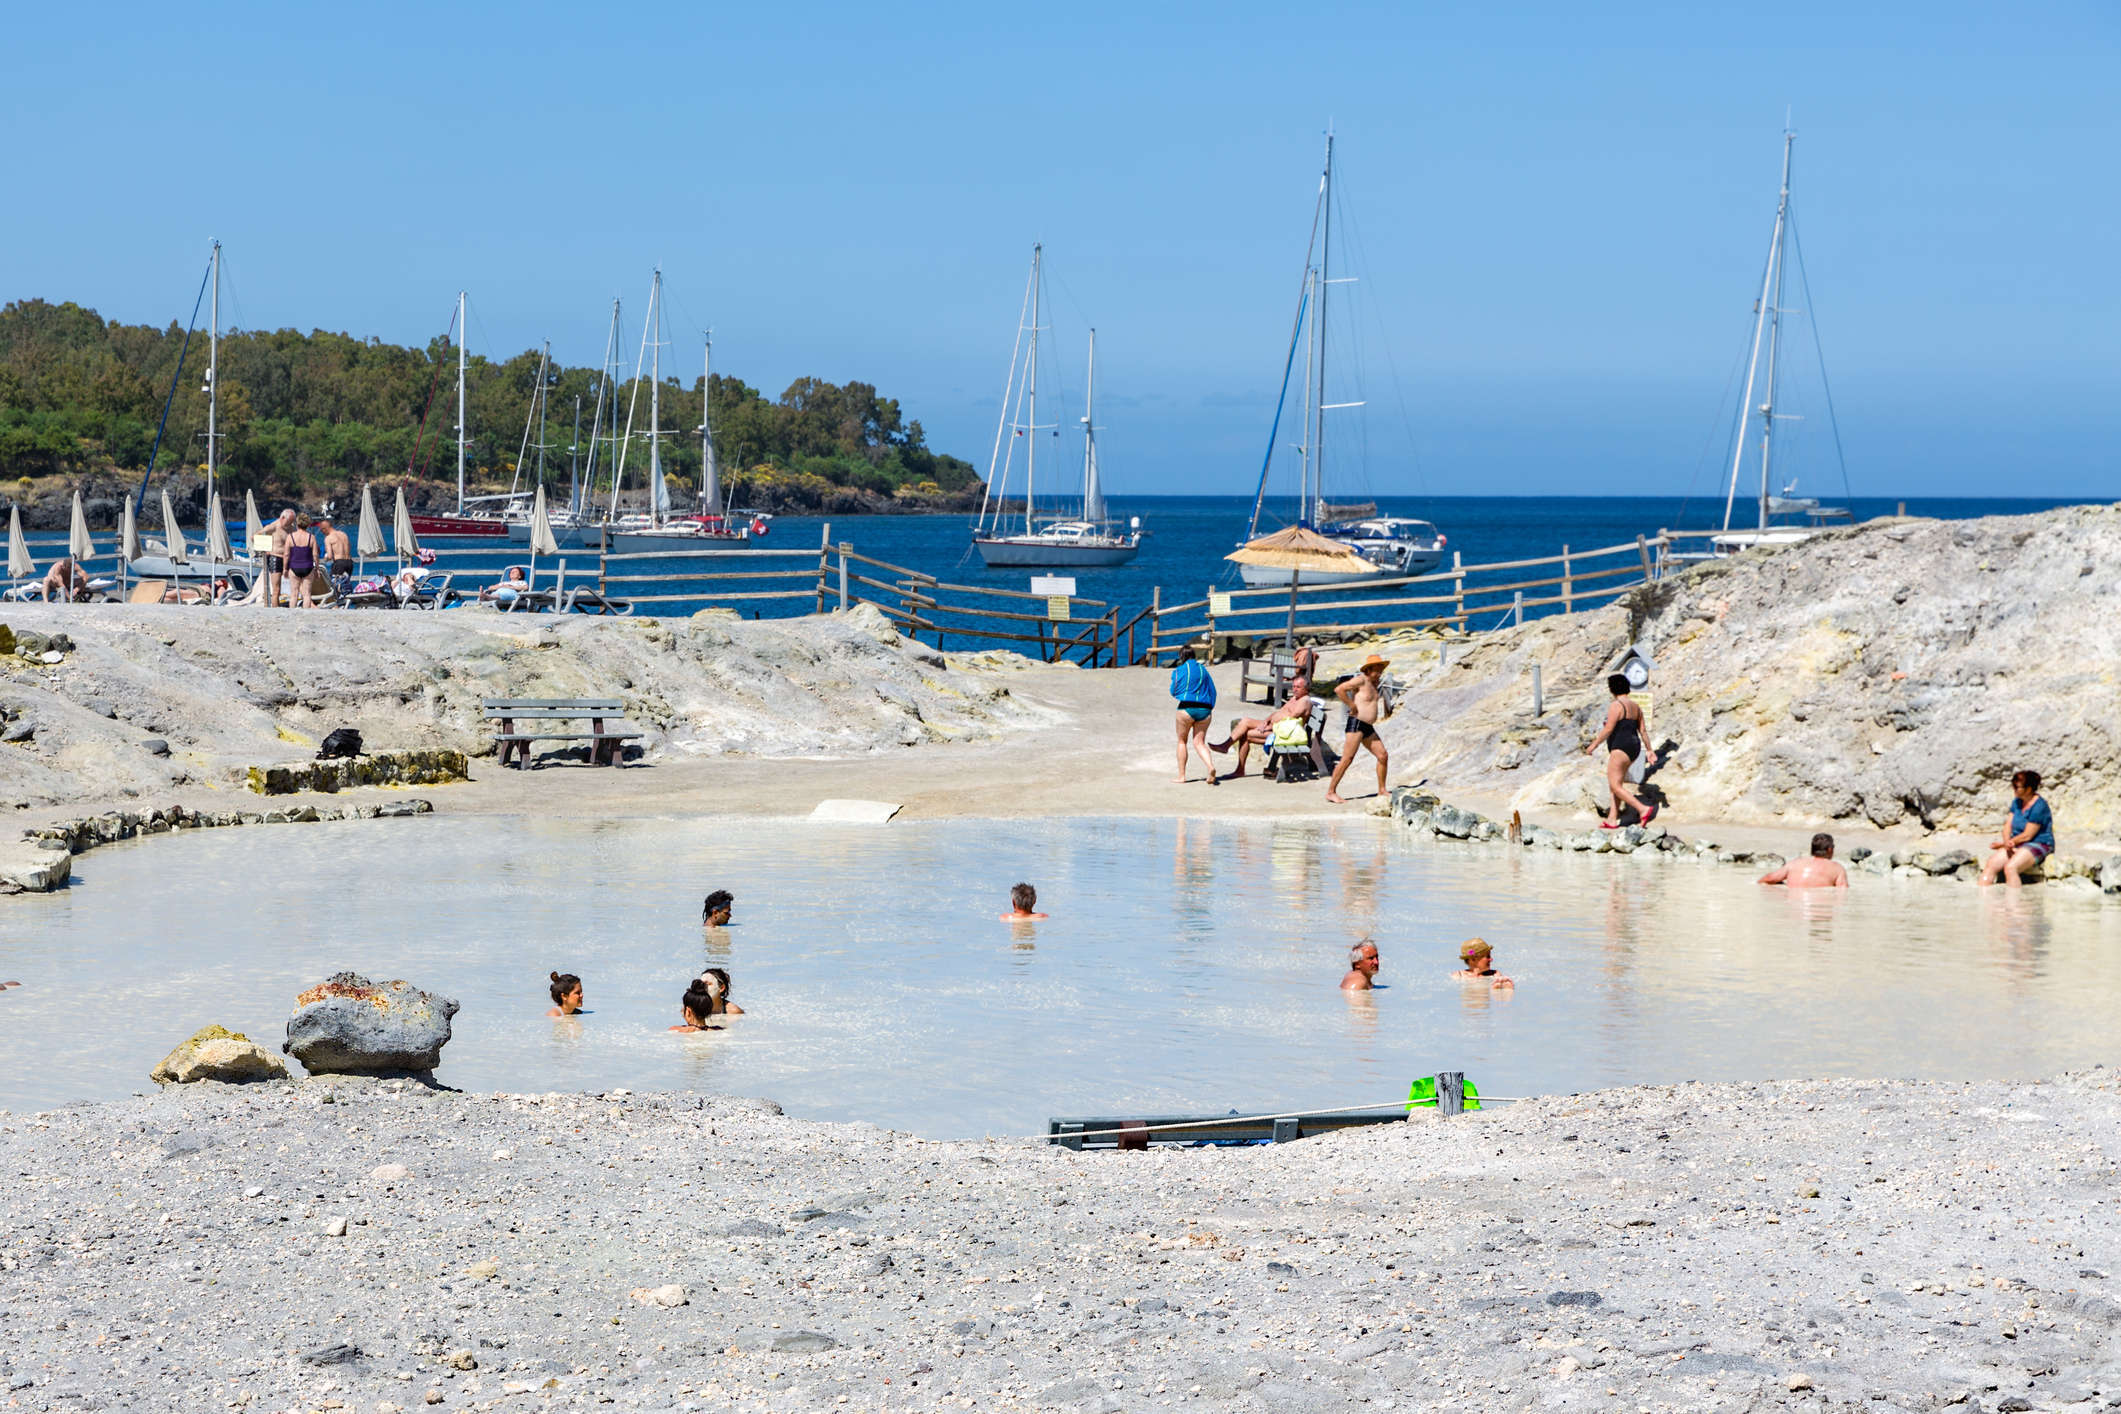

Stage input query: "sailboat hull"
[
  {"left": 973, "top": 536, "right": 1140, "bottom": 568},
  {"left": 506, "top": 520, "right": 598, "bottom": 550},
  {"left": 606, "top": 529, "right": 748, "bottom": 555}
]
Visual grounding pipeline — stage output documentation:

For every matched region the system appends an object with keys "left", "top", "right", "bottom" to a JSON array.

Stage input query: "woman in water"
[
  {"left": 1587, "top": 673, "right": 1657, "bottom": 828},
  {"left": 546, "top": 971, "right": 584, "bottom": 1017},
  {"left": 1453, "top": 938, "right": 1514, "bottom": 990},
  {"left": 697, "top": 968, "right": 744, "bottom": 1016},
  {"left": 668, "top": 977, "right": 724, "bottom": 1033}
]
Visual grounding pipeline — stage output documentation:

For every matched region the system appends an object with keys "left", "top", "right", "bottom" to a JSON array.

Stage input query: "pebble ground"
[{"left": 2, "top": 1071, "right": 2117, "bottom": 1412}]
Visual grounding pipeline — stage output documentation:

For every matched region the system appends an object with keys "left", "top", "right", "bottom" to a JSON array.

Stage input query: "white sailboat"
[
  {"left": 1237, "top": 134, "right": 1446, "bottom": 589},
  {"left": 605, "top": 270, "right": 747, "bottom": 554},
  {"left": 1707, "top": 127, "right": 1852, "bottom": 556},
  {"left": 972, "top": 246, "right": 1141, "bottom": 568}
]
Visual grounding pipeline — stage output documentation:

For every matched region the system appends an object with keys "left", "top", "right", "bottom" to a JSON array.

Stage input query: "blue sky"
[{"left": 3, "top": 1, "right": 2114, "bottom": 498}]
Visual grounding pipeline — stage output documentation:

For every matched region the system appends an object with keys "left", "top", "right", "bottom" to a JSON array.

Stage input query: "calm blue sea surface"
[{"left": 29, "top": 493, "right": 2091, "bottom": 626}]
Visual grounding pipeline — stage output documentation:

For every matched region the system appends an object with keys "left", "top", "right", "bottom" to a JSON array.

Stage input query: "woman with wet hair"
[
  {"left": 546, "top": 972, "right": 584, "bottom": 1017},
  {"left": 697, "top": 967, "right": 744, "bottom": 1016},
  {"left": 669, "top": 977, "right": 723, "bottom": 1032}
]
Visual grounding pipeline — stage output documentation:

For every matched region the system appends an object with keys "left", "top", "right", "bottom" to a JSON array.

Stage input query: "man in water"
[
  {"left": 1002, "top": 882, "right": 1047, "bottom": 921},
  {"left": 702, "top": 890, "right": 734, "bottom": 927},
  {"left": 1325, "top": 655, "right": 1391, "bottom": 804},
  {"left": 1758, "top": 833, "right": 1850, "bottom": 888},
  {"left": 1208, "top": 675, "right": 1315, "bottom": 778},
  {"left": 1341, "top": 940, "right": 1380, "bottom": 991}
]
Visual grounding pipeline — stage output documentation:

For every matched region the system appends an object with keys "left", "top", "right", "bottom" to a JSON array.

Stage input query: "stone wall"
[{"left": 246, "top": 749, "right": 468, "bottom": 796}]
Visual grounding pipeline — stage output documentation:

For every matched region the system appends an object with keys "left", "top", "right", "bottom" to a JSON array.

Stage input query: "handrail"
[
  {"left": 906, "top": 578, "right": 1109, "bottom": 609},
  {"left": 1209, "top": 536, "right": 1662, "bottom": 602},
  {"left": 598, "top": 546, "right": 820, "bottom": 562},
  {"left": 838, "top": 548, "right": 938, "bottom": 584}
]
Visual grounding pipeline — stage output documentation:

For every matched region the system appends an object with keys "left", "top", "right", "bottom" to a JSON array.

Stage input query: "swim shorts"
[
  {"left": 1344, "top": 716, "right": 1378, "bottom": 740},
  {"left": 2024, "top": 843, "right": 2053, "bottom": 862}
]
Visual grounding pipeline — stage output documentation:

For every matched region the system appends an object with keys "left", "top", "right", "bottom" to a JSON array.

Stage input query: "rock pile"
[{"left": 283, "top": 973, "right": 459, "bottom": 1076}]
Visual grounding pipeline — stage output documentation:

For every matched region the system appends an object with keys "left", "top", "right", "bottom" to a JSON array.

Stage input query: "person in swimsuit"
[
  {"left": 1001, "top": 882, "right": 1048, "bottom": 921},
  {"left": 1325, "top": 655, "right": 1391, "bottom": 804},
  {"left": 264, "top": 510, "right": 294, "bottom": 607},
  {"left": 1980, "top": 769, "right": 2055, "bottom": 887},
  {"left": 702, "top": 890, "right": 735, "bottom": 927},
  {"left": 1587, "top": 673, "right": 1657, "bottom": 828},
  {"left": 1209, "top": 675, "right": 1315, "bottom": 778},
  {"left": 1341, "top": 940, "right": 1380, "bottom": 991},
  {"left": 285, "top": 514, "right": 320, "bottom": 608},
  {"left": 319, "top": 519, "right": 353, "bottom": 577},
  {"left": 668, "top": 976, "right": 724, "bottom": 1032},
  {"left": 547, "top": 971, "right": 585, "bottom": 1016},
  {"left": 42, "top": 558, "right": 90, "bottom": 601},
  {"left": 1759, "top": 833, "right": 1849, "bottom": 888},
  {"left": 1167, "top": 644, "right": 1218, "bottom": 785},
  {"left": 696, "top": 967, "right": 744, "bottom": 1016},
  {"left": 1453, "top": 938, "right": 1513, "bottom": 990}
]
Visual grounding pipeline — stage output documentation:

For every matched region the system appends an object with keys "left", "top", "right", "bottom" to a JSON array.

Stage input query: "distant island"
[{"left": 0, "top": 298, "right": 985, "bottom": 526}]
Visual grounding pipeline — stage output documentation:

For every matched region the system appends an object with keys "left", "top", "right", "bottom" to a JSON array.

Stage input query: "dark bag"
[{"left": 317, "top": 728, "right": 364, "bottom": 760}]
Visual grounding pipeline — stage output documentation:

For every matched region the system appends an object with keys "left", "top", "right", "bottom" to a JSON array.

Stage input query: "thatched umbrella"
[{"left": 1224, "top": 525, "right": 1374, "bottom": 647}]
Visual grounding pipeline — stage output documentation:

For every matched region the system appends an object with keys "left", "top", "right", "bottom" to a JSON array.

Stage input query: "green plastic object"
[{"left": 1405, "top": 1076, "right": 1482, "bottom": 1111}]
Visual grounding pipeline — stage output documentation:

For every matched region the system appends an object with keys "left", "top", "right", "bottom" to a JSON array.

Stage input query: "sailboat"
[
  {"left": 409, "top": 291, "right": 512, "bottom": 538},
  {"left": 971, "top": 245, "right": 1142, "bottom": 568},
  {"left": 1705, "top": 128, "right": 1852, "bottom": 556},
  {"left": 605, "top": 270, "right": 749, "bottom": 554},
  {"left": 1237, "top": 134, "right": 1446, "bottom": 589}
]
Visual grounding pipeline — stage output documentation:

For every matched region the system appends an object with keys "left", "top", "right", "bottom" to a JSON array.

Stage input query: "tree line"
[{"left": 0, "top": 298, "right": 981, "bottom": 507}]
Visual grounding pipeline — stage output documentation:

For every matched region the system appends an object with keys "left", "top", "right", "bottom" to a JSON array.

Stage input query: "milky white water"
[{"left": 2, "top": 815, "right": 2116, "bottom": 1137}]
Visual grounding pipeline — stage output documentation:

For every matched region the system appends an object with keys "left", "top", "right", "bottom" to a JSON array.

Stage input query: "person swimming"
[
  {"left": 697, "top": 967, "right": 744, "bottom": 1016},
  {"left": 702, "top": 889, "right": 735, "bottom": 927},
  {"left": 1341, "top": 940, "right": 1380, "bottom": 991},
  {"left": 668, "top": 976, "right": 724, "bottom": 1032},
  {"left": 546, "top": 971, "right": 584, "bottom": 1017},
  {"left": 1452, "top": 938, "right": 1514, "bottom": 990},
  {"left": 1001, "top": 882, "right": 1048, "bottom": 921}
]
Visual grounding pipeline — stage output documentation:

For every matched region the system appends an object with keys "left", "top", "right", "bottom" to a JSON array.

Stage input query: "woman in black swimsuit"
[
  {"left": 1587, "top": 673, "right": 1657, "bottom": 828},
  {"left": 285, "top": 513, "right": 320, "bottom": 609}
]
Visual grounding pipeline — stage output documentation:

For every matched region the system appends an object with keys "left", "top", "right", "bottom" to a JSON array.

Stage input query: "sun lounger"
[{"left": 563, "top": 587, "right": 634, "bottom": 616}]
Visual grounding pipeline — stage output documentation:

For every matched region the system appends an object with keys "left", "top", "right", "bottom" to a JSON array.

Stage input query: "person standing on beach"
[
  {"left": 1341, "top": 940, "right": 1380, "bottom": 991},
  {"left": 1980, "top": 769, "right": 2055, "bottom": 887},
  {"left": 320, "top": 519, "right": 353, "bottom": 591},
  {"left": 1325, "top": 655, "right": 1392, "bottom": 804},
  {"left": 1587, "top": 674, "right": 1657, "bottom": 828},
  {"left": 285, "top": 515, "right": 321, "bottom": 608},
  {"left": 1168, "top": 645, "right": 1218, "bottom": 785},
  {"left": 264, "top": 510, "right": 294, "bottom": 607},
  {"left": 1758, "top": 834, "right": 1849, "bottom": 888}
]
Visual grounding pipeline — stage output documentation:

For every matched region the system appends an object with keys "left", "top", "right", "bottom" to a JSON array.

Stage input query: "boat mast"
[
  {"left": 977, "top": 250, "right": 1039, "bottom": 539},
  {"left": 205, "top": 240, "right": 219, "bottom": 518},
  {"left": 649, "top": 271, "right": 665, "bottom": 526},
  {"left": 535, "top": 340, "right": 551, "bottom": 492},
  {"left": 1025, "top": 243, "right": 1042, "bottom": 536},
  {"left": 1080, "top": 328, "right": 1102, "bottom": 525},
  {"left": 1722, "top": 132, "right": 1790, "bottom": 532},
  {"left": 582, "top": 298, "right": 620, "bottom": 520},
  {"left": 699, "top": 334, "right": 722, "bottom": 517},
  {"left": 1311, "top": 134, "right": 1333, "bottom": 528},
  {"left": 455, "top": 290, "right": 468, "bottom": 516},
  {"left": 568, "top": 395, "right": 582, "bottom": 519},
  {"left": 1755, "top": 130, "right": 1795, "bottom": 531},
  {"left": 1298, "top": 266, "right": 1316, "bottom": 525}
]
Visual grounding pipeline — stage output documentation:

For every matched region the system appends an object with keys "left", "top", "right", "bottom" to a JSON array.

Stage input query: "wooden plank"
[
  {"left": 484, "top": 699, "right": 624, "bottom": 710},
  {"left": 596, "top": 568, "right": 819, "bottom": 585},
  {"left": 838, "top": 548, "right": 938, "bottom": 583},
  {"left": 596, "top": 547, "right": 819, "bottom": 563},
  {"left": 913, "top": 580, "right": 1109, "bottom": 609},
  {"left": 493, "top": 732, "right": 643, "bottom": 743},
  {"left": 614, "top": 589, "right": 817, "bottom": 603}
]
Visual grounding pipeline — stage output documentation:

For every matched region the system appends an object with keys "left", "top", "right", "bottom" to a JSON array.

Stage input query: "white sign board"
[{"left": 1029, "top": 575, "right": 1077, "bottom": 596}]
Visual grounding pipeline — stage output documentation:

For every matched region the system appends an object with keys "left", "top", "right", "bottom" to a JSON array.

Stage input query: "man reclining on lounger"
[{"left": 1209, "top": 675, "right": 1316, "bottom": 778}]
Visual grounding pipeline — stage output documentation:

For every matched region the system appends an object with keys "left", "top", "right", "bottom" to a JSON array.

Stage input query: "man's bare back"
[{"left": 1758, "top": 854, "right": 1849, "bottom": 888}]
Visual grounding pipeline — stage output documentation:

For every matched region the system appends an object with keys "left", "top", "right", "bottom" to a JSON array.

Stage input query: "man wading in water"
[{"left": 1325, "top": 656, "right": 1391, "bottom": 804}]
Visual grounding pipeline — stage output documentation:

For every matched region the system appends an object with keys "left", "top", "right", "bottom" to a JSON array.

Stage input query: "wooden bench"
[
  {"left": 482, "top": 698, "right": 642, "bottom": 769},
  {"left": 1239, "top": 646, "right": 1317, "bottom": 705}
]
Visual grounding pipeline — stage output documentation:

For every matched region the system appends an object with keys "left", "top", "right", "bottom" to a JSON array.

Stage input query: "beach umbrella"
[
  {"left": 205, "top": 496, "right": 232, "bottom": 566},
  {"left": 159, "top": 490, "right": 189, "bottom": 564},
  {"left": 64, "top": 492, "right": 95, "bottom": 601},
  {"left": 6, "top": 506, "right": 34, "bottom": 583},
  {"left": 244, "top": 489, "right": 266, "bottom": 554},
  {"left": 119, "top": 496, "right": 138, "bottom": 593},
  {"left": 392, "top": 487, "right": 421, "bottom": 561},
  {"left": 356, "top": 485, "right": 385, "bottom": 576},
  {"left": 1225, "top": 525, "right": 1375, "bottom": 648},
  {"left": 525, "top": 483, "right": 558, "bottom": 608}
]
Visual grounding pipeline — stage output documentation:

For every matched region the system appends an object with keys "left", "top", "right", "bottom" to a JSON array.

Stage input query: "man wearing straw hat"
[{"left": 1325, "top": 654, "right": 1393, "bottom": 804}]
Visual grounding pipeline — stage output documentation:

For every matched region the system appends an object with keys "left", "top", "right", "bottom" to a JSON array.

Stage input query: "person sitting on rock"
[
  {"left": 668, "top": 976, "right": 724, "bottom": 1033},
  {"left": 1758, "top": 833, "right": 1850, "bottom": 888},
  {"left": 696, "top": 967, "right": 744, "bottom": 1016},
  {"left": 1453, "top": 938, "right": 1514, "bottom": 990},
  {"left": 1001, "top": 882, "right": 1047, "bottom": 921},
  {"left": 1980, "top": 769, "right": 2055, "bottom": 888},
  {"left": 702, "top": 890, "right": 735, "bottom": 927},
  {"left": 1341, "top": 940, "right": 1380, "bottom": 991},
  {"left": 547, "top": 971, "right": 585, "bottom": 1017},
  {"left": 1208, "top": 676, "right": 1316, "bottom": 779}
]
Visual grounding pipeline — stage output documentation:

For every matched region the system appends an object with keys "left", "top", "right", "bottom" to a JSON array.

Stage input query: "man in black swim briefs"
[{"left": 1326, "top": 655, "right": 1391, "bottom": 803}]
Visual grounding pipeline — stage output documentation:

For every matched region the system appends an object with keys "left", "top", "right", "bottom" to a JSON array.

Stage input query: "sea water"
[{"left": 3, "top": 815, "right": 2116, "bottom": 1136}]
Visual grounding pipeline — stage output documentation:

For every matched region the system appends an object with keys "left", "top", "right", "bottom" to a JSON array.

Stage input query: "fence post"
[
  {"left": 1147, "top": 585, "right": 1160, "bottom": 665},
  {"left": 1437, "top": 1072, "right": 1466, "bottom": 1117},
  {"left": 1205, "top": 584, "right": 1218, "bottom": 663},
  {"left": 1636, "top": 533, "right": 1653, "bottom": 583},
  {"left": 1512, "top": 590, "right": 1523, "bottom": 627},
  {"left": 838, "top": 543, "right": 850, "bottom": 612},
  {"left": 598, "top": 525, "right": 607, "bottom": 595},
  {"left": 814, "top": 523, "right": 832, "bottom": 614},
  {"left": 1452, "top": 551, "right": 1465, "bottom": 631},
  {"left": 1562, "top": 545, "right": 1572, "bottom": 615},
  {"left": 1531, "top": 663, "right": 1543, "bottom": 717}
]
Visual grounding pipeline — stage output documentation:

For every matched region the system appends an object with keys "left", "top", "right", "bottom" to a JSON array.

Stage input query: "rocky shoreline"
[
  {"left": 1389, "top": 788, "right": 2116, "bottom": 896},
  {"left": 2, "top": 799, "right": 434, "bottom": 893},
  {"left": 1, "top": 1072, "right": 2116, "bottom": 1412}
]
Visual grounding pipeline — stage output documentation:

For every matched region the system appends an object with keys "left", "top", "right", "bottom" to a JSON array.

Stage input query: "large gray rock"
[
  {"left": 0, "top": 841, "right": 72, "bottom": 893},
  {"left": 283, "top": 972, "right": 458, "bottom": 1075}
]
